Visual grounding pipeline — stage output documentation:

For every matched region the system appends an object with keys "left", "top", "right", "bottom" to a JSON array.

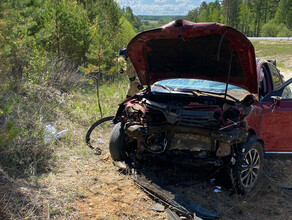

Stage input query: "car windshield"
[{"left": 152, "top": 79, "right": 250, "bottom": 100}]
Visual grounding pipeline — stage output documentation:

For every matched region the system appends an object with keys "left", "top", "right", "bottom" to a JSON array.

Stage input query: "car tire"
[
  {"left": 232, "top": 141, "right": 264, "bottom": 195},
  {"left": 109, "top": 122, "right": 128, "bottom": 161}
]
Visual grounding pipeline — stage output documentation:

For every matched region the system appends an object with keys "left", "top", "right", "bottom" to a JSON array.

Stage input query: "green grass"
[
  {"left": 0, "top": 73, "right": 128, "bottom": 178},
  {"left": 252, "top": 40, "right": 292, "bottom": 58}
]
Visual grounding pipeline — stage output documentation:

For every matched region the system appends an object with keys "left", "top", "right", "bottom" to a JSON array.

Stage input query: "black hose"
[{"left": 85, "top": 116, "right": 114, "bottom": 155}]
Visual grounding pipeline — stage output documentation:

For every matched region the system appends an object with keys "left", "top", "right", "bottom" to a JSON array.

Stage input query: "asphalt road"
[{"left": 248, "top": 37, "right": 291, "bottom": 40}]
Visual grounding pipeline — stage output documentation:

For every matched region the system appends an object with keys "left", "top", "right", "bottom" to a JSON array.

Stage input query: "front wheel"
[
  {"left": 109, "top": 122, "right": 128, "bottom": 161},
  {"left": 232, "top": 141, "right": 264, "bottom": 195}
]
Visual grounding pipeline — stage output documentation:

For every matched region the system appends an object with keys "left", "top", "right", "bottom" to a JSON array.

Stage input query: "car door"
[{"left": 259, "top": 78, "right": 292, "bottom": 152}]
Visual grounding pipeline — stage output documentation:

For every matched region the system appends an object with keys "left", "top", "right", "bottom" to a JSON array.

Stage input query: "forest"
[
  {"left": 0, "top": 0, "right": 136, "bottom": 92},
  {"left": 127, "top": 0, "right": 292, "bottom": 37},
  {"left": 186, "top": 0, "right": 292, "bottom": 37},
  {"left": 1, "top": 0, "right": 291, "bottom": 91}
]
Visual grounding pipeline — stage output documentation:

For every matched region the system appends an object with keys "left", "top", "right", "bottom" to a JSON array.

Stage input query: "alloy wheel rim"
[{"left": 240, "top": 148, "right": 261, "bottom": 188}]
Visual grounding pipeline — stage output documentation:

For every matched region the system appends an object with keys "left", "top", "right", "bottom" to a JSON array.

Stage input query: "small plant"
[{"left": 24, "top": 41, "right": 49, "bottom": 85}]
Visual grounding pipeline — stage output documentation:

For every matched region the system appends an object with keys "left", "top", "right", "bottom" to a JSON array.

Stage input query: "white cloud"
[
  {"left": 154, "top": 0, "right": 167, "bottom": 2},
  {"left": 132, "top": 2, "right": 196, "bottom": 15},
  {"left": 116, "top": 0, "right": 201, "bottom": 15}
]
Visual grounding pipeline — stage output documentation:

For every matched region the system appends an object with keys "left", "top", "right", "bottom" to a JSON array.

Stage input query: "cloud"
[
  {"left": 154, "top": 0, "right": 168, "bottom": 2},
  {"left": 116, "top": 0, "right": 200, "bottom": 15},
  {"left": 131, "top": 3, "right": 196, "bottom": 15}
]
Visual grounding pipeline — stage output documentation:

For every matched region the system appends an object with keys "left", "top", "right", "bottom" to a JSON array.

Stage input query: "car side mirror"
[{"left": 271, "top": 96, "right": 282, "bottom": 106}]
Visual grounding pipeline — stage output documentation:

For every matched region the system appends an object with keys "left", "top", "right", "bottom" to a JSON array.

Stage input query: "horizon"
[{"left": 116, "top": 0, "right": 215, "bottom": 16}]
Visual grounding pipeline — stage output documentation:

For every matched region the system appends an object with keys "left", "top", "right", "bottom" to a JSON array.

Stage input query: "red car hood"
[{"left": 127, "top": 20, "right": 257, "bottom": 93}]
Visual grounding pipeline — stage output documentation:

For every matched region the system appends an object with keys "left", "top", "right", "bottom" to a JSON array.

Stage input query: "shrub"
[
  {"left": 0, "top": 86, "right": 57, "bottom": 177},
  {"left": 261, "top": 20, "right": 292, "bottom": 37},
  {"left": 24, "top": 55, "right": 83, "bottom": 93}
]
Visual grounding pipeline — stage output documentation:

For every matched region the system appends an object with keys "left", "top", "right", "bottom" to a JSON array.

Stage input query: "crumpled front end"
[{"left": 114, "top": 91, "right": 253, "bottom": 166}]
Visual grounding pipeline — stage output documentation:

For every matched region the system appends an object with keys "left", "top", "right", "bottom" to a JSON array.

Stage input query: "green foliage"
[
  {"left": 24, "top": 41, "right": 49, "bottom": 84},
  {"left": 0, "top": 0, "right": 36, "bottom": 88},
  {"left": 119, "top": 16, "right": 136, "bottom": 45},
  {"left": 0, "top": 0, "right": 135, "bottom": 90},
  {"left": 123, "top": 6, "right": 141, "bottom": 30},
  {"left": 260, "top": 19, "right": 292, "bottom": 37},
  {"left": 275, "top": 0, "right": 292, "bottom": 29},
  {"left": 186, "top": 0, "right": 292, "bottom": 37}
]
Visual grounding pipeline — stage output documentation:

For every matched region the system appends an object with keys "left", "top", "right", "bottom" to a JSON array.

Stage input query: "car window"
[
  {"left": 269, "top": 64, "right": 282, "bottom": 89},
  {"left": 281, "top": 83, "right": 292, "bottom": 100}
]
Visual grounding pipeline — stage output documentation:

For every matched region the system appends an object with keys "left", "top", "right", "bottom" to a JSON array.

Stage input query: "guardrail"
[{"left": 248, "top": 37, "right": 291, "bottom": 40}]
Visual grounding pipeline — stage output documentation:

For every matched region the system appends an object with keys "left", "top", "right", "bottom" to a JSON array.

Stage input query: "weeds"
[{"left": 0, "top": 168, "right": 41, "bottom": 219}]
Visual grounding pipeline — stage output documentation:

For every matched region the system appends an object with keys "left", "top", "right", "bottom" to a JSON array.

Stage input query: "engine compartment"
[{"left": 116, "top": 91, "right": 253, "bottom": 165}]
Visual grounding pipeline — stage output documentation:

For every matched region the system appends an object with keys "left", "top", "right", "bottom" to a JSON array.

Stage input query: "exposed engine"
[{"left": 118, "top": 92, "right": 253, "bottom": 165}]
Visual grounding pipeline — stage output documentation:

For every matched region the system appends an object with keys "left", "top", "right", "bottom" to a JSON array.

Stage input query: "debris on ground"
[
  {"left": 44, "top": 123, "right": 68, "bottom": 144},
  {"left": 97, "top": 137, "right": 104, "bottom": 144},
  {"left": 133, "top": 172, "right": 220, "bottom": 219},
  {"left": 55, "top": 129, "right": 68, "bottom": 139},
  {"left": 151, "top": 203, "right": 165, "bottom": 212},
  {"left": 44, "top": 123, "right": 57, "bottom": 144},
  {"left": 165, "top": 208, "right": 181, "bottom": 220}
]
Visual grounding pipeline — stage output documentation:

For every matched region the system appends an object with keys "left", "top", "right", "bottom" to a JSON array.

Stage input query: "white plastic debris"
[
  {"left": 44, "top": 123, "right": 57, "bottom": 144},
  {"left": 214, "top": 186, "right": 222, "bottom": 193},
  {"left": 55, "top": 129, "right": 68, "bottom": 139},
  {"left": 97, "top": 138, "right": 104, "bottom": 144}
]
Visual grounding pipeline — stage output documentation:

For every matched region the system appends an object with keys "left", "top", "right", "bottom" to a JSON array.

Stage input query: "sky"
[{"left": 116, "top": 0, "right": 214, "bottom": 16}]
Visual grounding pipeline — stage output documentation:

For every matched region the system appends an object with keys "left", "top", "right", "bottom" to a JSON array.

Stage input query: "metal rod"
[
  {"left": 145, "top": 53, "right": 151, "bottom": 93},
  {"left": 224, "top": 50, "right": 234, "bottom": 100},
  {"left": 217, "top": 29, "right": 229, "bottom": 62}
]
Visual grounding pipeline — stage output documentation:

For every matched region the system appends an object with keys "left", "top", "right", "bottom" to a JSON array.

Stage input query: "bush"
[
  {"left": 277, "top": 25, "right": 292, "bottom": 37},
  {"left": 24, "top": 55, "right": 83, "bottom": 93},
  {"left": 0, "top": 86, "right": 59, "bottom": 177},
  {"left": 261, "top": 20, "right": 292, "bottom": 37}
]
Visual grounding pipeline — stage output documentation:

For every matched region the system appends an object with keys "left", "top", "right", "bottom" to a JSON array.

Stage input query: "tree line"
[
  {"left": 1, "top": 0, "right": 291, "bottom": 90},
  {"left": 0, "top": 0, "right": 136, "bottom": 90},
  {"left": 186, "top": 0, "right": 292, "bottom": 37}
]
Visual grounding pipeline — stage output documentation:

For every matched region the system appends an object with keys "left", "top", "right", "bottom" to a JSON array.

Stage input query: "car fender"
[{"left": 242, "top": 135, "right": 264, "bottom": 153}]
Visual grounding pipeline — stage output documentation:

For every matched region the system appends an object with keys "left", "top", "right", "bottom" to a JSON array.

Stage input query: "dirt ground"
[{"left": 36, "top": 121, "right": 291, "bottom": 220}]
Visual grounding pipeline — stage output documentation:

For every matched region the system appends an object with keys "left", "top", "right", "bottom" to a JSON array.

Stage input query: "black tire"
[
  {"left": 232, "top": 141, "right": 264, "bottom": 195},
  {"left": 85, "top": 116, "right": 114, "bottom": 153},
  {"left": 109, "top": 122, "right": 128, "bottom": 161}
]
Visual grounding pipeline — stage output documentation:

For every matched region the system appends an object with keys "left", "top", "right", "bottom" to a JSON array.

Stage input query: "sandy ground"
[{"left": 37, "top": 123, "right": 291, "bottom": 220}]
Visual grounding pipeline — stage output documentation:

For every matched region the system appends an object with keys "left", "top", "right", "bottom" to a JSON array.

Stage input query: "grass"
[
  {"left": 252, "top": 40, "right": 292, "bottom": 57},
  {"left": 252, "top": 40, "right": 292, "bottom": 78},
  {"left": 0, "top": 73, "right": 129, "bottom": 218}
]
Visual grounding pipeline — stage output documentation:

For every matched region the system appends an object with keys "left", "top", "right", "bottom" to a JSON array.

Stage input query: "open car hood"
[{"left": 127, "top": 20, "right": 257, "bottom": 94}]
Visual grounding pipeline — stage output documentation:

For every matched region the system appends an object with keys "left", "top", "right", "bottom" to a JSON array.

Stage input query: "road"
[{"left": 248, "top": 37, "right": 291, "bottom": 40}]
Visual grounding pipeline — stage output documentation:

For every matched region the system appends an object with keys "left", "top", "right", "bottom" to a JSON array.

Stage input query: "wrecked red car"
[{"left": 109, "top": 20, "right": 292, "bottom": 194}]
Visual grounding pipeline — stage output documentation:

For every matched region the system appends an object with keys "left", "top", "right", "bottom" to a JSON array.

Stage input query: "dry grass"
[
  {"left": 0, "top": 168, "right": 41, "bottom": 219},
  {"left": 252, "top": 40, "right": 292, "bottom": 80}
]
